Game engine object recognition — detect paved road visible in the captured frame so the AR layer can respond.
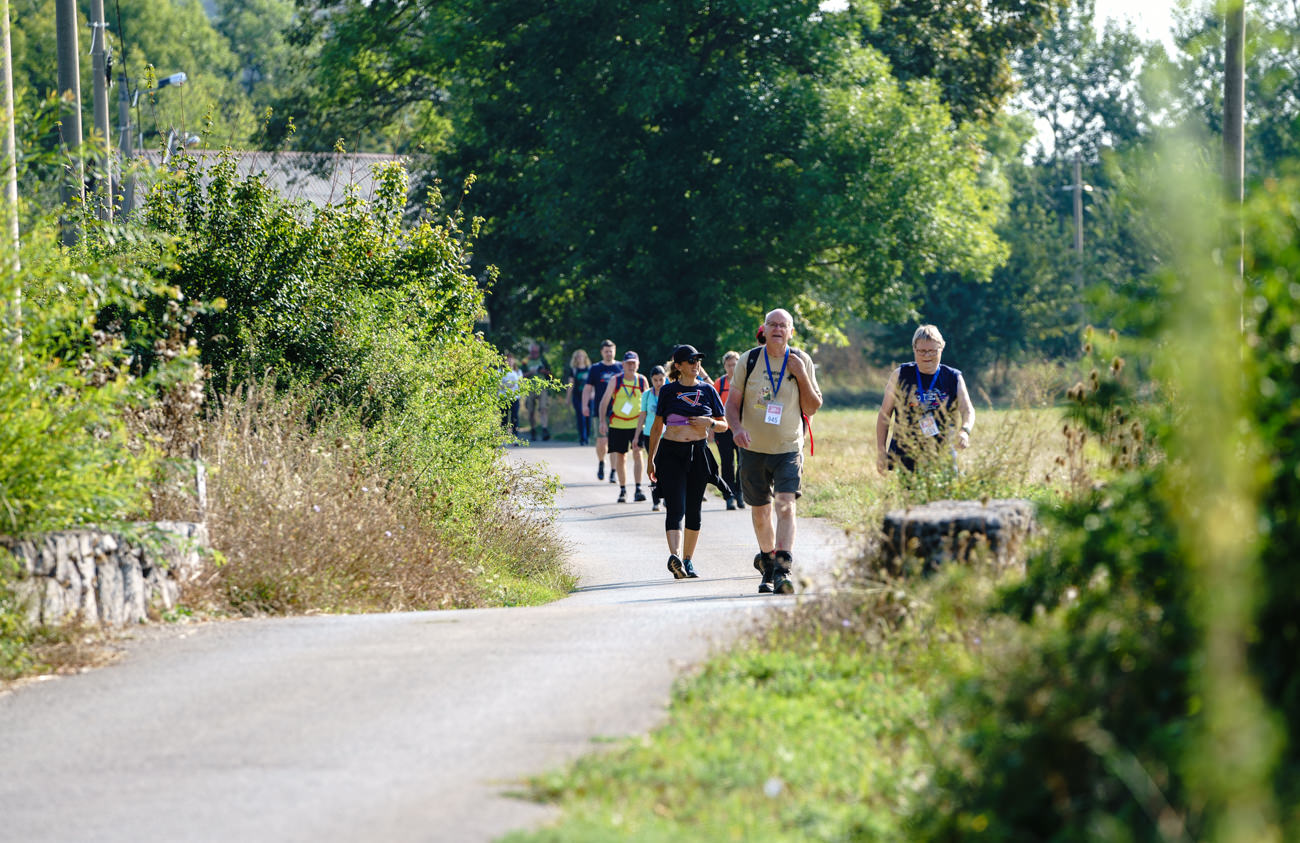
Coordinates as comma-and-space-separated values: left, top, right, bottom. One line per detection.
0, 442, 850, 842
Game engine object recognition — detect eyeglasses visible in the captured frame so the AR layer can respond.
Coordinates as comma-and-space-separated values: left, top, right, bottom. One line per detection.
914, 347, 941, 356
764, 321, 792, 329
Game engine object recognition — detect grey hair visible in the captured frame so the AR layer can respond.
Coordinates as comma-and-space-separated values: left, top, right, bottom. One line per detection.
723, 350, 741, 363
912, 324, 946, 348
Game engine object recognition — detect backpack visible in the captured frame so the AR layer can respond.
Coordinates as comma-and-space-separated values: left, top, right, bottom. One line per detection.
739, 347, 815, 455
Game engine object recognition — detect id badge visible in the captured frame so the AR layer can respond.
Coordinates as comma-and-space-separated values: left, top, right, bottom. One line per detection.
920, 413, 939, 437
620, 401, 634, 415
765, 402, 784, 425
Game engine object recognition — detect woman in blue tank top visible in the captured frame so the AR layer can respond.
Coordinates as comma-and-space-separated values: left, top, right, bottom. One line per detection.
875, 325, 976, 473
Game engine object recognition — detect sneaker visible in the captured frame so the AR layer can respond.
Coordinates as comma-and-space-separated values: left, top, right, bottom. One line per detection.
683, 559, 699, 578
597, 462, 605, 480
667, 555, 686, 579
610, 471, 617, 484
652, 502, 661, 511
725, 496, 736, 511
754, 552, 774, 594
542, 427, 550, 441
773, 551, 795, 595
617, 487, 627, 503
634, 488, 647, 502
736, 495, 746, 510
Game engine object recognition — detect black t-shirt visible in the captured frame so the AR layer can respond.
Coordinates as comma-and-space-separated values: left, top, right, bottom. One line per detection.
889, 362, 962, 455
656, 380, 725, 423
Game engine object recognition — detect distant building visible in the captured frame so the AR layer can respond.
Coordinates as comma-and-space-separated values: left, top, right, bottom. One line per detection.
139, 149, 408, 208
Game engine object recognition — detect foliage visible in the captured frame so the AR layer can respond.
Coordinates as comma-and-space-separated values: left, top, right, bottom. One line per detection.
437, 0, 1007, 357
1241, 172, 1300, 826
1170, 0, 1300, 180
0, 220, 196, 536
859, 0, 1065, 125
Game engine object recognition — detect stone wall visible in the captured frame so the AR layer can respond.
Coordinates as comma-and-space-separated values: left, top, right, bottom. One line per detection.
881, 499, 1036, 572
1, 522, 207, 627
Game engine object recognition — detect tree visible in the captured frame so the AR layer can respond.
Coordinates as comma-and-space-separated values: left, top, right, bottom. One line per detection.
858, 0, 1065, 125
436, 0, 1007, 356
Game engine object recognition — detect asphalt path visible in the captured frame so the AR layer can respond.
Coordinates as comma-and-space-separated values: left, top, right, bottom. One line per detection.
0, 441, 851, 842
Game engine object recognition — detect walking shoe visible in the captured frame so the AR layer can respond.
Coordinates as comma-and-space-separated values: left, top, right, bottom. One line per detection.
773, 551, 795, 595
597, 462, 605, 480
633, 487, 647, 502
652, 502, 661, 511
683, 559, 699, 578
542, 427, 550, 441
610, 471, 617, 483
617, 487, 627, 503
667, 555, 686, 579
754, 551, 774, 594
530, 428, 537, 441
736, 493, 746, 510
725, 496, 736, 511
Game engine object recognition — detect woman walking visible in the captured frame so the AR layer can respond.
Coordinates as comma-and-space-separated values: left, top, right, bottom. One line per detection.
566, 349, 593, 446
647, 345, 729, 579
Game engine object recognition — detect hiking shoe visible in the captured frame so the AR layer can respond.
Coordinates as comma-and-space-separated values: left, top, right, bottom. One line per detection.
773, 551, 794, 595
542, 427, 550, 441
736, 495, 746, 510
597, 462, 605, 480
683, 559, 699, 578
667, 555, 686, 579
633, 488, 647, 502
725, 496, 736, 511
652, 502, 661, 511
617, 487, 627, 503
754, 552, 774, 594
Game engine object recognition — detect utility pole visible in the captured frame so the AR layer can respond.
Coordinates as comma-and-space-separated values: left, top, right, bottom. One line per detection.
89, 0, 112, 221
1061, 153, 1092, 286
55, 0, 84, 246
117, 74, 135, 216
2, 0, 19, 350
1224, 0, 1246, 330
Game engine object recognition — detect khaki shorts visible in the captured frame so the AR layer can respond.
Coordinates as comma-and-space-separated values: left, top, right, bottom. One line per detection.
738, 449, 802, 506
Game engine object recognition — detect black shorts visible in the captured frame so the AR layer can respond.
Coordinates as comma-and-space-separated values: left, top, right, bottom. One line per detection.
738, 449, 802, 506
608, 426, 637, 454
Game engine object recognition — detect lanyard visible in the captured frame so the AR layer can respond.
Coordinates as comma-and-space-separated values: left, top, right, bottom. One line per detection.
619, 376, 639, 400
764, 348, 789, 398
914, 365, 939, 403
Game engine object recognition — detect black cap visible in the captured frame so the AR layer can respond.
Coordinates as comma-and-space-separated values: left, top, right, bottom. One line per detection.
672, 344, 704, 364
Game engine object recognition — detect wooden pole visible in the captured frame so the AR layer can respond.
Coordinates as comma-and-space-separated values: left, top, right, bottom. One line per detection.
89, 0, 112, 221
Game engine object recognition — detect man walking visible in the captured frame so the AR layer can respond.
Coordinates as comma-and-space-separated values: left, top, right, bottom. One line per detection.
724, 309, 822, 594
598, 350, 649, 503
583, 339, 623, 481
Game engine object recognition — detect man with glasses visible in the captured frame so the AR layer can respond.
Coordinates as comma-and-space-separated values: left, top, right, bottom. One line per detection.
725, 308, 823, 594
875, 324, 975, 474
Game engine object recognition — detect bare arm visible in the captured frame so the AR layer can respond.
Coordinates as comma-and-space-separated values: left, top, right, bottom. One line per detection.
876, 369, 899, 473
597, 379, 617, 433
791, 350, 823, 416
647, 417, 666, 480
581, 382, 593, 414
956, 374, 975, 449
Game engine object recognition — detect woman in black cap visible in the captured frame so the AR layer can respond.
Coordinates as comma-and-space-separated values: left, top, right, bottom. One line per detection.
646, 344, 729, 579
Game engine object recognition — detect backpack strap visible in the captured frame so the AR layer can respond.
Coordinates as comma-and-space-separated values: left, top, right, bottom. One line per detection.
742, 346, 814, 455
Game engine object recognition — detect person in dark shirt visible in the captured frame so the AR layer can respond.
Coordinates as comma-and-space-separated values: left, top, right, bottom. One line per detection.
647, 344, 729, 580
583, 339, 624, 481
876, 324, 976, 473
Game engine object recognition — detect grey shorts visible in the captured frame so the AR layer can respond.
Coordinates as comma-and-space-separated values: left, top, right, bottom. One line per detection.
738, 449, 802, 506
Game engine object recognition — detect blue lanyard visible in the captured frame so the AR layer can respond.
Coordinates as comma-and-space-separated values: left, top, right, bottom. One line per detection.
765, 348, 789, 398
914, 365, 939, 403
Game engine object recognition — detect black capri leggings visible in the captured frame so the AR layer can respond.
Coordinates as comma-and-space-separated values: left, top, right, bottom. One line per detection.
654, 439, 711, 532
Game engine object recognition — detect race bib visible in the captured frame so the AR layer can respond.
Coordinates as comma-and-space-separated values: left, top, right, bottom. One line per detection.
620, 401, 634, 415
920, 413, 939, 437
765, 402, 784, 425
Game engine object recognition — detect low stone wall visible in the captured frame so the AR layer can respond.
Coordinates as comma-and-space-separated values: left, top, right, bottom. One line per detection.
881, 499, 1036, 571
1, 522, 207, 627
